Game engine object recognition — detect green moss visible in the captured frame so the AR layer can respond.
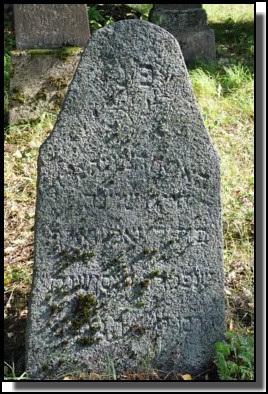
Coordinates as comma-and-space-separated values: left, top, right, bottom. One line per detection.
42, 363, 49, 372
143, 247, 157, 256
90, 325, 101, 334
56, 260, 72, 273
11, 87, 25, 104
149, 269, 161, 278
53, 91, 65, 107
143, 247, 150, 255
58, 248, 96, 268
12, 46, 81, 57
71, 293, 98, 332
55, 287, 69, 297
81, 251, 96, 260
59, 249, 69, 257
50, 303, 60, 315
140, 279, 150, 290
114, 251, 124, 262
48, 75, 68, 89
136, 301, 145, 308
36, 87, 48, 100
77, 337, 100, 346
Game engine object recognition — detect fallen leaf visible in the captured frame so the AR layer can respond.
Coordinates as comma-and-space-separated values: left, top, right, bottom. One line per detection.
179, 373, 192, 380
13, 150, 22, 158
29, 141, 40, 148
4, 246, 16, 255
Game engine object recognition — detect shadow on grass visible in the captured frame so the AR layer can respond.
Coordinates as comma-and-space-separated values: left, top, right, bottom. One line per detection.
187, 18, 254, 74
4, 288, 29, 377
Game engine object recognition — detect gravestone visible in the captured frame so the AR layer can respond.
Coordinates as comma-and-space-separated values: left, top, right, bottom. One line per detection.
149, 4, 216, 61
14, 4, 89, 49
26, 20, 225, 379
9, 48, 82, 125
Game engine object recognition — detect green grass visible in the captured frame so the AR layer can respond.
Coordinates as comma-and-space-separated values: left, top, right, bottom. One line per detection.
4, 4, 254, 381
4, 362, 29, 381
203, 4, 254, 70
4, 9, 15, 127
126, 4, 153, 17
215, 329, 254, 380
188, 9, 254, 360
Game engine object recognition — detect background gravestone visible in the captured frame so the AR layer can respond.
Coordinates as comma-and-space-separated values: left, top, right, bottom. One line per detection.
14, 4, 89, 49
26, 19, 225, 379
9, 48, 82, 125
149, 4, 216, 61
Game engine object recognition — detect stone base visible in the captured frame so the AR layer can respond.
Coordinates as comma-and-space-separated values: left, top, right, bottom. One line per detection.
149, 8, 216, 62
9, 48, 82, 125
171, 29, 216, 62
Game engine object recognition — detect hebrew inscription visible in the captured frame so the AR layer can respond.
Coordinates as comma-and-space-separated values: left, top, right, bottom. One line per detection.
26, 20, 225, 379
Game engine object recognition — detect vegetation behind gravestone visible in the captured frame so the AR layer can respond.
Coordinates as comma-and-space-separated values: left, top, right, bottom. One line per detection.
87, 4, 153, 31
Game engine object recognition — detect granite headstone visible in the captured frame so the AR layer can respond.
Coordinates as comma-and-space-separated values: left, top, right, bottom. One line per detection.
26, 20, 225, 379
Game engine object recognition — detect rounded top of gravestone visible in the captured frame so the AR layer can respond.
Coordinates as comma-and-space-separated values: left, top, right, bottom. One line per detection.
91, 18, 180, 42
80, 19, 187, 69
154, 4, 202, 11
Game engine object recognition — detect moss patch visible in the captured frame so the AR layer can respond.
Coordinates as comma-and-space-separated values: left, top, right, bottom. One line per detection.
36, 87, 48, 100
11, 87, 25, 104
11, 46, 82, 57
70, 293, 101, 347
71, 293, 98, 332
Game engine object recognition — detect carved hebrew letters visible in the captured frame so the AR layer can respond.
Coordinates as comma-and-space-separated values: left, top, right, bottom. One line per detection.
26, 20, 224, 379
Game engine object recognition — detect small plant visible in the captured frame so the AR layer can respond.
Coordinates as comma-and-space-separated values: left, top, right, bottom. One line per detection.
87, 6, 114, 31
126, 4, 153, 19
214, 331, 254, 380
4, 361, 29, 380
106, 357, 117, 380
137, 350, 154, 380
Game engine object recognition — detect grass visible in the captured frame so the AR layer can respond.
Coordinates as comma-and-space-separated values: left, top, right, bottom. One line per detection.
215, 329, 254, 380
4, 4, 254, 380
4, 362, 29, 381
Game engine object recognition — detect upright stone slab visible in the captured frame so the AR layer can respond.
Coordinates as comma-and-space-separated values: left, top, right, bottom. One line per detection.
26, 20, 225, 379
149, 4, 216, 61
9, 48, 82, 125
14, 4, 89, 49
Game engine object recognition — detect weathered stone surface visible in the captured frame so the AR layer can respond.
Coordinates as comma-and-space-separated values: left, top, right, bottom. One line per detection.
149, 5, 216, 61
14, 4, 89, 49
9, 49, 82, 125
26, 20, 225, 379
